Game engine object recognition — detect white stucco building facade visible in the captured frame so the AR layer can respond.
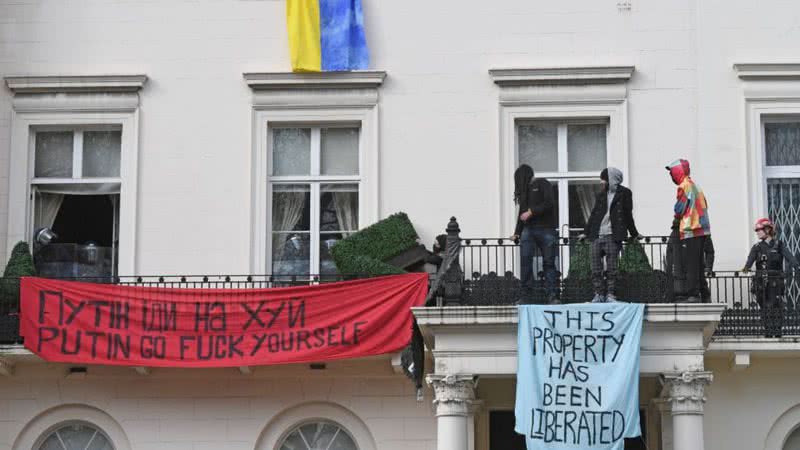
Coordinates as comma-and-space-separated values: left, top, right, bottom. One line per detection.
1, 1, 800, 449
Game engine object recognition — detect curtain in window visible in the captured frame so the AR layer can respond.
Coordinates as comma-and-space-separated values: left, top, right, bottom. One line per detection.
272, 191, 307, 262
34, 192, 64, 230
574, 184, 596, 224
333, 191, 357, 233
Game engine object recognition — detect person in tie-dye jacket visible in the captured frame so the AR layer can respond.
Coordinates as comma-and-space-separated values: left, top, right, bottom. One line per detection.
666, 158, 711, 303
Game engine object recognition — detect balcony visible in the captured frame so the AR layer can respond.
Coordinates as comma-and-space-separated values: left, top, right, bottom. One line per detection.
0, 217, 797, 345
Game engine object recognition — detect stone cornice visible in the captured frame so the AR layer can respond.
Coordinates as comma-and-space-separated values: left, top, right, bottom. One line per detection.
243, 71, 386, 90
426, 374, 478, 417
734, 63, 800, 80
489, 66, 635, 86
661, 371, 713, 415
5, 75, 148, 94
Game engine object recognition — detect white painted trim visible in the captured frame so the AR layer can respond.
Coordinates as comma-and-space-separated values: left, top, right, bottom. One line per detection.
764, 403, 800, 450
251, 108, 379, 274
11, 404, 132, 450
489, 66, 635, 86
244, 71, 386, 90
734, 63, 800, 81
740, 75, 800, 248
7, 110, 140, 275
254, 402, 377, 450
5, 75, 147, 93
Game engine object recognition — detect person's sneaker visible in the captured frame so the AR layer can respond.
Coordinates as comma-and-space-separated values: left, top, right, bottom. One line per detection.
591, 294, 606, 303
606, 294, 619, 303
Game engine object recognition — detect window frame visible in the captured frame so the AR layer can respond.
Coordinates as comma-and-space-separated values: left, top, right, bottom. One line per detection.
9, 113, 139, 276
267, 122, 363, 274
252, 108, 378, 275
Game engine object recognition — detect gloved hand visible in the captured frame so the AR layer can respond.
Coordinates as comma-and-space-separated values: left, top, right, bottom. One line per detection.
577, 234, 587, 243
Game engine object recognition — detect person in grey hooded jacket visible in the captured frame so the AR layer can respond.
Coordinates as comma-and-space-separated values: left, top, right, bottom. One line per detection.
582, 167, 640, 302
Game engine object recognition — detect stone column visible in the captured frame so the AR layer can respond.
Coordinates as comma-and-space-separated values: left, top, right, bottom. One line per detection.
661, 371, 713, 450
427, 374, 478, 450
652, 398, 674, 450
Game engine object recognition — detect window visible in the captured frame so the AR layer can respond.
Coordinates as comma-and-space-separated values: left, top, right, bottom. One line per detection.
516, 120, 608, 237
5, 75, 145, 276
31, 127, 122, 278
37, 422, 114, 450
278, 420, 358, 450
269, 126, 360, 275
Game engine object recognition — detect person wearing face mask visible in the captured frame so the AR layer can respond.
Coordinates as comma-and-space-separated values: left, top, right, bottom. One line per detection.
581, 167, 640, 303
665, 159, 710, 303
743, 218, 799, 337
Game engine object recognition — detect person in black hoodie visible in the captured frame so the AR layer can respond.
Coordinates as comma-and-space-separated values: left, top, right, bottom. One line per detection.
511, 164, 559, 304
581, 167, 639, 302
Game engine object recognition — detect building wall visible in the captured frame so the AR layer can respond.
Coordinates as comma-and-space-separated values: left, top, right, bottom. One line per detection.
2, 1, 800, 273
705, 356, 800, 450
0, 359, 435, 450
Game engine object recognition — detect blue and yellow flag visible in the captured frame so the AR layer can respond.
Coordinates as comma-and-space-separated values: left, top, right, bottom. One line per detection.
287, 0, 370, 72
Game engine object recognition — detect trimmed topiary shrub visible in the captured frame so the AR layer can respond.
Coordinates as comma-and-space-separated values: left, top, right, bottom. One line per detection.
330, 212, 419, 276
562, 240, 593, 303
1, 241, 36, 309
619, 241, 653, 273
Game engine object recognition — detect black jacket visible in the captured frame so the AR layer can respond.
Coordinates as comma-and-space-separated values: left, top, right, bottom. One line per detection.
744, 239, 800, 272
585, 185, 639, 241
514, 178, 556, 235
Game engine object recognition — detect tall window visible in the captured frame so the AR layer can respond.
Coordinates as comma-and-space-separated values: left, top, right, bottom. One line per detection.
763, 119, 800, 302
31, 127, 122, 278
269, 125, 360, 275
37, 422, 113, 450
516, 120, 608, 237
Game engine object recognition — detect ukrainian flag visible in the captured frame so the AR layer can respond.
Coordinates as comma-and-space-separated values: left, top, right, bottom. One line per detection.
287, 0, 370, 72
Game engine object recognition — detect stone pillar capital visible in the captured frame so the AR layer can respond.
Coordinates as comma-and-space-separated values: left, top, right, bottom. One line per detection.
661, 371, 713, 416
426, 374, 478, 417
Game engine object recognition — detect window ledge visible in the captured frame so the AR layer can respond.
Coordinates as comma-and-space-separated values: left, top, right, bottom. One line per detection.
489, 66, 635, 86
5, 75, 148, 94
734, 63, 800, 80
243, 71, 387, 90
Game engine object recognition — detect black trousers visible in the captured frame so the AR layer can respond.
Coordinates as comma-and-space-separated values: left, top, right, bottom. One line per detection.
680, 236, 707, 298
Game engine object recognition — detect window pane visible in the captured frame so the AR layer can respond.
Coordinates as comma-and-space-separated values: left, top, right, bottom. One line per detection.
279, 430, 308, 450
517, 122, 557, 172
35, 131, 73, 178
329, 430, 357, 450
321, 128, 359, 175
59, 425, 94, 449
83, 130, 121, 177
567, 124, 607, 171
37, 434, 63, 450
569, 180, 604, 234
272, 184, 310, 232
272, 232, 310, 274
86, 434, 114, 450
272, 128, 311, 175
320, 184, 358, 232
320, 232, 348, 275
765, 122, 800, 166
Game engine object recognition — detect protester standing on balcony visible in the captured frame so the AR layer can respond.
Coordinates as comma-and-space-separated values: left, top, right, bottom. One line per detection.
511, 164, 559, 305
581, 167, 640, 303
666, 158, 711, 303
743, 218, 799, 337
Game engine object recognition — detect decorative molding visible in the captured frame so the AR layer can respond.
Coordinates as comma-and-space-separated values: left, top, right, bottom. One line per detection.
426, 373, 478, 417
251, 88, 379, 109
661, 371, 713, 415
489, 66, 635, 87
734, 63, 800, 80
5, 75, 147, 94
243, 71, 386, 90
11, 93, 140, 113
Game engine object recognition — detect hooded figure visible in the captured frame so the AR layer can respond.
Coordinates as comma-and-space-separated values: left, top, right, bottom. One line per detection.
666, 158, 710, 239
665, 158, 710, 303
585, 167, 639, 242
584, 167, 639, 302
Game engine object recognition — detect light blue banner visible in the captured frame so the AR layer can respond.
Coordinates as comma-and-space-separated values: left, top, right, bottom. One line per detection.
515, 303, 645, 450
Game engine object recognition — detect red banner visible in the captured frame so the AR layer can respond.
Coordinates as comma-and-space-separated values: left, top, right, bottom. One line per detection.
20, 273, 427, 367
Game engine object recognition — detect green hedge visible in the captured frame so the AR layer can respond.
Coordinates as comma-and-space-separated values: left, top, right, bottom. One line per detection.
330, 212, 418, 276
618, 241, 653, 273
567, 240, 592, 279
1, 241, 35, 307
